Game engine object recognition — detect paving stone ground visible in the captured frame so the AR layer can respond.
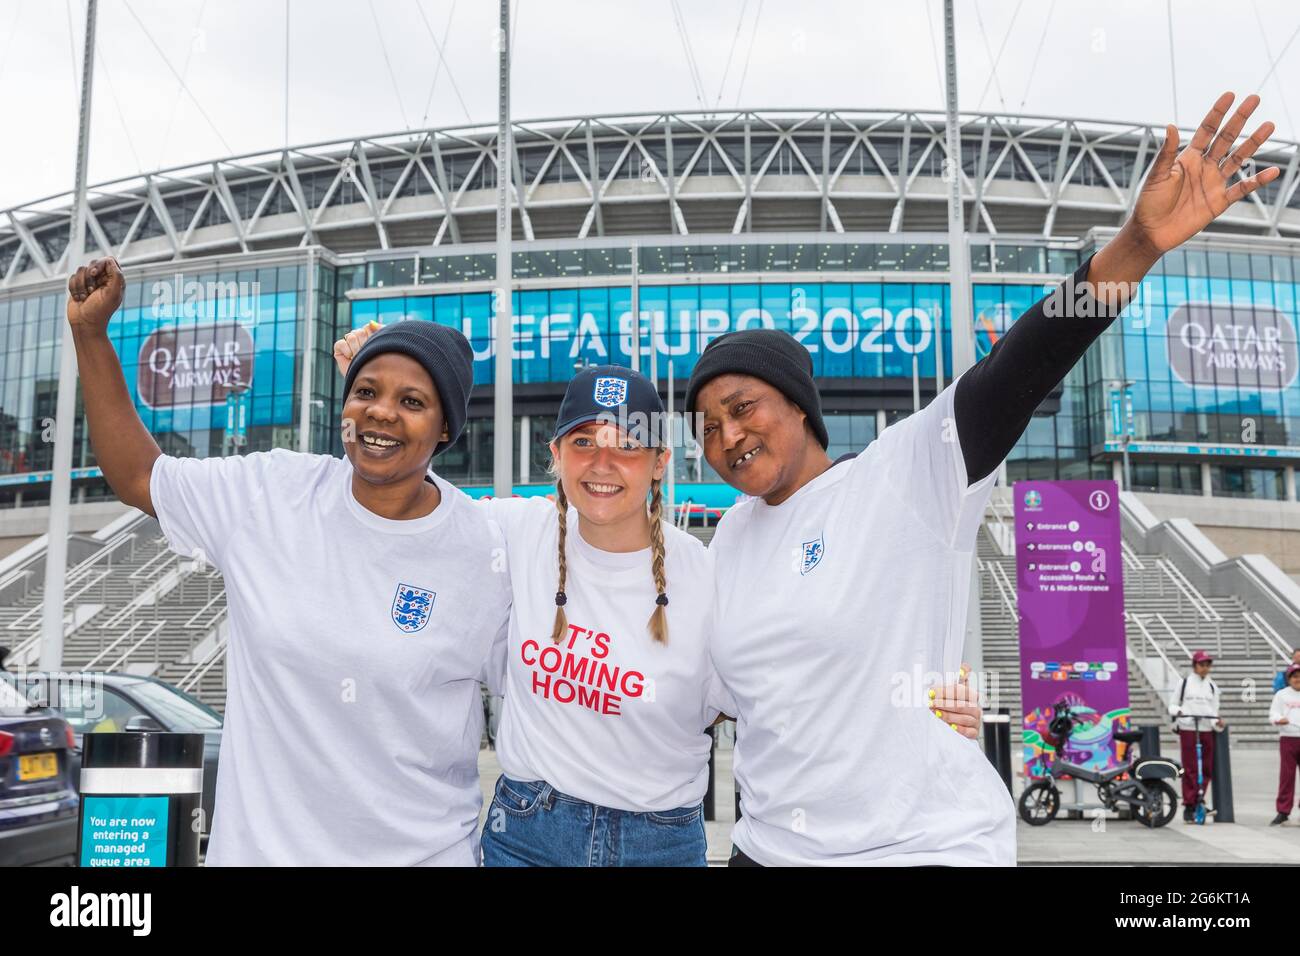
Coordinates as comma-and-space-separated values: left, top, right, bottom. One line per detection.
476, 743, 1300, 865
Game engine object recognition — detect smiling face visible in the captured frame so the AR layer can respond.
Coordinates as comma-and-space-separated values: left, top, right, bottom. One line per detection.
695, 373, 820, 503
551, 421, 668, 530
1289, 671, 1300, 690
341, 352, 448, 486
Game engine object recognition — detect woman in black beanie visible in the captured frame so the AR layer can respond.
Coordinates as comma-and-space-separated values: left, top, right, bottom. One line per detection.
337, 330, 741, 867
688, 93, 1278, 867
63, 259, 511, 866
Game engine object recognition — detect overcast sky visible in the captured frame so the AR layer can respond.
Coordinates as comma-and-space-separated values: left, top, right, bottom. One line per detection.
2, 0, 1300, 211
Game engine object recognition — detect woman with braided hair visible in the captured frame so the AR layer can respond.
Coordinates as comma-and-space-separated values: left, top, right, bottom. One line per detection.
333, 338, 984, 866
470, 365, 716, 866
331, 343, 719, 865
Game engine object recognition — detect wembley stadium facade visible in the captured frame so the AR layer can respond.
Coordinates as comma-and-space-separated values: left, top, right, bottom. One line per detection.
3, 106, 1300, 513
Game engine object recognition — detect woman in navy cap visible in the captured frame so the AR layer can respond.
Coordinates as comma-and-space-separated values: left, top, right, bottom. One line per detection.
64, 258, 511, 866
338, 328, 725, 865
476, 364, 721, 866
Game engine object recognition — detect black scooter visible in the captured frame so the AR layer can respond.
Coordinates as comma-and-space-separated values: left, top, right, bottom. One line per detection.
1018, 705, 1182, 828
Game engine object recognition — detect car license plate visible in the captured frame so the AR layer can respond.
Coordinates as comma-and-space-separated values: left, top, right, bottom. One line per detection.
18, 752, 58, 782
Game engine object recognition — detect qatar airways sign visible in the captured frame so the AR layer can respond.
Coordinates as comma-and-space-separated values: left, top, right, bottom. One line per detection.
1166, 303, 1299, 390
136, 323, 254, 409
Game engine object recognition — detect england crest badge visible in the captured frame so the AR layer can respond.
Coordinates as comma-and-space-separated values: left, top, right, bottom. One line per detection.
392, 583, 436, 633
800, 535, 825, 576
593, 376, 628, 408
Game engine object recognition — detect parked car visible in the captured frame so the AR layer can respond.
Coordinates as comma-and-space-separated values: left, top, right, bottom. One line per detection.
0, 677, 78, 866
16, 673, 222, 844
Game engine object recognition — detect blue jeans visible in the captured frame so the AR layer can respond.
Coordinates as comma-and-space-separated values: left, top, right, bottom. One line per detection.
480, 774, 707, 867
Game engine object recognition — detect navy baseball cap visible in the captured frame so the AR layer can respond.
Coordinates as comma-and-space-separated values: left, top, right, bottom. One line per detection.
554, 365, 666, 447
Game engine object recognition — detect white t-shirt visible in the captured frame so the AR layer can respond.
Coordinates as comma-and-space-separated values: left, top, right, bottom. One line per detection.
1270, 687, 1300, 737
708, 379, 1016, 866
481, 495, 719, 812
150, 450, 511, 866
1170, 672, 1222, 732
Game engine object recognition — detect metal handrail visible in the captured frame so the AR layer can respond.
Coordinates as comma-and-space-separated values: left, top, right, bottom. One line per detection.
179, 639, 227, 693
64, 531, 138, 587
84, 621, 147, 669
675, 498, 693, 530
0, 568, 34, 603
104, 621, 167, 672
1127, 611, 1181, 679
184, 591, 227, 629
992, 558, 1018, 612
1153, 612, 1193, 659
97, 553, 197, 631
1157, 557, 1221, 622
983, 559, 1017, 618
0, 563, 38, 595
6, 569, 113, 631
128, 548, 178, 581
7, 626, 43, 664
1244, 611, 1294, 664
4, 527, 141, 636
1121, 540, 1145, 572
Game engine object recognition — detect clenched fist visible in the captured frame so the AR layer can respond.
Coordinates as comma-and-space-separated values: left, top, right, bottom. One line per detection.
67, 257, 125, 334
333, 320, 381, 376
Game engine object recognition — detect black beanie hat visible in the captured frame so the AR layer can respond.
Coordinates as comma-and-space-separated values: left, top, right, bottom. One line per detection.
685, 329, 828, 449
342, 321, 474, 455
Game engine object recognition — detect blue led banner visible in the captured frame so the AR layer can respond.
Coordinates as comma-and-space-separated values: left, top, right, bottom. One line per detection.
352, 282, 953, 384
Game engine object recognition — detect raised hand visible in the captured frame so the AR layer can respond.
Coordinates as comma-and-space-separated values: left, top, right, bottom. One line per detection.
66, 257, 125, 334
1129, 92, 1280, 257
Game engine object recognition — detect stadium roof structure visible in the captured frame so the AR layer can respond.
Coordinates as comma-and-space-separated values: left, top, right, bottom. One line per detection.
5, 106, 1300, 289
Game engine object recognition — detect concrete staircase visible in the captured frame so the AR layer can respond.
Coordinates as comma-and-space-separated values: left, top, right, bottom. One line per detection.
0, 513, 229, 714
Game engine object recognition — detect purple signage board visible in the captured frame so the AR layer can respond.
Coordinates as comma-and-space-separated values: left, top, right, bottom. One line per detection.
1014, 480, 1131, 778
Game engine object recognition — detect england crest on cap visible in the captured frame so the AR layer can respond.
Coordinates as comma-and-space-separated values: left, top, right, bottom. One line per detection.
593, 375, 629, 408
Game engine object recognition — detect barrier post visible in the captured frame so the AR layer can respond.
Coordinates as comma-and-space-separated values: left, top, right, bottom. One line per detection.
1140, 724, 1162, 758
982, 709, 1013, 793
704, 727, 716, 822
77, 731, 206, 867
1212, 725, 1235, 823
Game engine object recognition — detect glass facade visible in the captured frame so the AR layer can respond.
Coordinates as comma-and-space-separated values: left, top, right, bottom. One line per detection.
0, 261, 312, 507
1, 238, 1297, 510
1091, 249, 1300, 448
375, 239, 1085, 287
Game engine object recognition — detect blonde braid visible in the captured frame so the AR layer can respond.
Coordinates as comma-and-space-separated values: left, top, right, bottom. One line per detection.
646, 478, 669, 645
550, 479, 570, 644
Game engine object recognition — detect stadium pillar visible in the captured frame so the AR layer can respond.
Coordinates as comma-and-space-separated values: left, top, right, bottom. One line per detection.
491, 0, 513, 498
298, 246, 316, 454
943, 0, 975, 378
630, 244, 640, 373
40, 0, 98, 672
666, 361, 675, 515
943, 0, 983, 684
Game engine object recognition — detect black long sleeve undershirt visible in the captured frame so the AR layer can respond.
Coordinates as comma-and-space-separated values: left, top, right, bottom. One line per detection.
954, 254, 1124, 484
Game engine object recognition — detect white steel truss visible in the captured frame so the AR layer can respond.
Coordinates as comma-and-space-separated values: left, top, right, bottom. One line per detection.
5, 107, 1300, 289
